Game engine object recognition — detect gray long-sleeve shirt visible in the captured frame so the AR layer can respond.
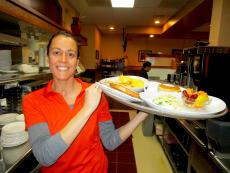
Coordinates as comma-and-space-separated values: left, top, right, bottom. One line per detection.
28, 120, 123, 167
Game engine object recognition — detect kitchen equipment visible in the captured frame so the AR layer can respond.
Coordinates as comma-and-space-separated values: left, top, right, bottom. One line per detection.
206, 116, 230, 154
183, 46, 230, 111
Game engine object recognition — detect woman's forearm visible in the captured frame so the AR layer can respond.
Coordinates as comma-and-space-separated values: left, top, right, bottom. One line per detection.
118, 112, 148, 141
60, 107, 93, 145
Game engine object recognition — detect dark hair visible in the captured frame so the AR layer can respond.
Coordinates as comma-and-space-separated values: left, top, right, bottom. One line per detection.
143, 61, 151, 68
47, 31, 77, 56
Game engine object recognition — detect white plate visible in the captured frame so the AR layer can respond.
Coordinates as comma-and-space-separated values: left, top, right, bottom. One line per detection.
0, 69, 18, 73
16, 114, 25, 121
99, 75, 149, 92
0, 113, 18, 125
140, 82, 227, 118
2, 122, 25, 134
96, 82, 142, 102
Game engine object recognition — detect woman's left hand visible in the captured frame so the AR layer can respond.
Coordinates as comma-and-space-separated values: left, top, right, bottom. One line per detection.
83, 83, 102, 113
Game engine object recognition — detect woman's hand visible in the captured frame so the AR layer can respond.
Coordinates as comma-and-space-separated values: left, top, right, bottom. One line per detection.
83, 83, 102, 113
136, 111, 149, 121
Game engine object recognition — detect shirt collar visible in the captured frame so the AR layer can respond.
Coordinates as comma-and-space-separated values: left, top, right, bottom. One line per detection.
43, 78, 87, 96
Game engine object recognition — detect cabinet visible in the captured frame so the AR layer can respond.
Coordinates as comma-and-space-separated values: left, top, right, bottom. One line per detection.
156, 117, 224, 173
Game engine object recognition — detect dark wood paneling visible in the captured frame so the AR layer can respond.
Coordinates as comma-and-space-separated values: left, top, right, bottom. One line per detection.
162, 0, 213, 38
7, 0, 62, 28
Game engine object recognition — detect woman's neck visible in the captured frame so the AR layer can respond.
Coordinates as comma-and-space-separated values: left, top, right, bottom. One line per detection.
52, 78, 79, 98
52, 78, 82, 105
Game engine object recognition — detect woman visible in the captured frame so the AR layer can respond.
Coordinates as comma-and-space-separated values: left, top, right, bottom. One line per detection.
23, 31, 149, 173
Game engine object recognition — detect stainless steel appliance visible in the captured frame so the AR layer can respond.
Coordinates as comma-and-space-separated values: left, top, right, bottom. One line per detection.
183, 46, 230, 109
207, 118, 230, 154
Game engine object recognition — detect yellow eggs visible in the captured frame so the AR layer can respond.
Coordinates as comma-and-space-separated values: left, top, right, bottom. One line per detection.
118, 75, 144, 88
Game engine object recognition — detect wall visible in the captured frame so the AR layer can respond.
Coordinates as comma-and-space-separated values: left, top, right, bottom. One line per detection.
101, 34, 196, 66
80, 25, 101, 69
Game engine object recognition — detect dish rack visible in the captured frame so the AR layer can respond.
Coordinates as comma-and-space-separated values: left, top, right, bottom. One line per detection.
0, 80, 47, 114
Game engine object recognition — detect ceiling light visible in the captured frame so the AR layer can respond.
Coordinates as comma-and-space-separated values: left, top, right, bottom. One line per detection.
111, 0, 135, 8
149, 34, 154, 38
155, 20, 160, 24
109, 26, 115, 30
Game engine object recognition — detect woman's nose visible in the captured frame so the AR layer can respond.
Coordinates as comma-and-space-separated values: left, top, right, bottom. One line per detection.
60, 52, 67, 62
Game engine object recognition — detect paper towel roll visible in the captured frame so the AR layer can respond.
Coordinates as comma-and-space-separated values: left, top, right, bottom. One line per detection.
38, 48, 45, 67
0, 50, 12, 71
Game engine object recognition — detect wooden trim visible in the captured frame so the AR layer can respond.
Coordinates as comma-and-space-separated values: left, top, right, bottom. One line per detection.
8, 0, 63, 30
0, 0, 59, 33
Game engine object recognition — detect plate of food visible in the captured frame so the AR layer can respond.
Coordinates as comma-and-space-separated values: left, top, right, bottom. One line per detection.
140, 82, 227, 118
96, 75, 148, 102
99, 75, 149, 92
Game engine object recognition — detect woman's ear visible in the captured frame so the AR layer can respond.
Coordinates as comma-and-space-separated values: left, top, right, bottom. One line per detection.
76, 58, 80, 67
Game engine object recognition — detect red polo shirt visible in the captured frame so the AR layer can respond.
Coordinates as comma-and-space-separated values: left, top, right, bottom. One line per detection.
23, 78, 112, 173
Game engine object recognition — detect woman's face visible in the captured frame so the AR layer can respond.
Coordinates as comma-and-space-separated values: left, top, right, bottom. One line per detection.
48, 35, 79, 81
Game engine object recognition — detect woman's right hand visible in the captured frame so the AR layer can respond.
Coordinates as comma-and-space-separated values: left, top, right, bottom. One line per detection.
83, 83, 102, 113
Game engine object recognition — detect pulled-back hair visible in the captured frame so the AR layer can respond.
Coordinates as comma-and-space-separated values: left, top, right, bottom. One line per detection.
47, 31, 77, 56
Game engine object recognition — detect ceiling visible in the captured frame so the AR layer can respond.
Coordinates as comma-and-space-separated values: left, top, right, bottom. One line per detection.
67, 0, 212, 39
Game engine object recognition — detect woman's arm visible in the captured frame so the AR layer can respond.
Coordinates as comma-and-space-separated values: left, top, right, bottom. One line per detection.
99, 112, 149, 151
60, 84, 102, 145
28, 123, 68, 167
118, 112, 148, 141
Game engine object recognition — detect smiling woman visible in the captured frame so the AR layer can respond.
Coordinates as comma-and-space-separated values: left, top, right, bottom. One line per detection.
23, 31, 150, 173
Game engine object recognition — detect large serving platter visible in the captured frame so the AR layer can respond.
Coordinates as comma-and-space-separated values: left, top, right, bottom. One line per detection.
97, 78, 228, 119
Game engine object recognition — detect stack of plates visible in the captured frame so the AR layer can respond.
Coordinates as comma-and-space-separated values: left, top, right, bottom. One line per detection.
0, 113, 18, 125
16, 114, 25, 122
1, 122, 29, 147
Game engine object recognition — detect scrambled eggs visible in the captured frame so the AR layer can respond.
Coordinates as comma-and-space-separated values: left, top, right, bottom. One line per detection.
118, 75, 144, 88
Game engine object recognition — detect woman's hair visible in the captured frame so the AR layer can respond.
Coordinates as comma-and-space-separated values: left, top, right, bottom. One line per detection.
47, 31, 77, 56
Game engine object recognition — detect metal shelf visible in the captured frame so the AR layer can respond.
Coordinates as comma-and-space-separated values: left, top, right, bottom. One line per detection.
165, 124, 189, 156
0, 72, 52, 85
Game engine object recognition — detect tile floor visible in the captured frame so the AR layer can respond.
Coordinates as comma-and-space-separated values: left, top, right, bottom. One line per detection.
106, 111, 137, 173
109, 110, 173, 173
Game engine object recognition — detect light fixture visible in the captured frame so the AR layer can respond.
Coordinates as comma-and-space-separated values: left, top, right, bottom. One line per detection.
109, 26, 115, 30
154, 20, 160, 24
149, 34, 154, 38
111, 0, 135, 8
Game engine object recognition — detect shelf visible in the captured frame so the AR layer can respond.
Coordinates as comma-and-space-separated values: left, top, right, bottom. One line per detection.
162, 144, 187, 173
0, 72, 52, 85
165, 125, 189, 156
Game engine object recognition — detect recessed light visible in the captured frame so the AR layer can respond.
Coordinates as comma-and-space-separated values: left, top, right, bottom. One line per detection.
149, 34, 154, 38
109, 26, 115, 30
155, 20, 160, 24
111, 0, 135, 8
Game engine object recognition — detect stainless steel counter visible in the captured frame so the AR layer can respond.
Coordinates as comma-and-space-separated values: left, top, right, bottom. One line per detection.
177, 119, 230, 173
0, 142, 33, 173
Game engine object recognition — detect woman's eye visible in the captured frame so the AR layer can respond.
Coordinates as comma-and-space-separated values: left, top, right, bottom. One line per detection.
51, 50, 61, 56
67, 52, 77, 58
